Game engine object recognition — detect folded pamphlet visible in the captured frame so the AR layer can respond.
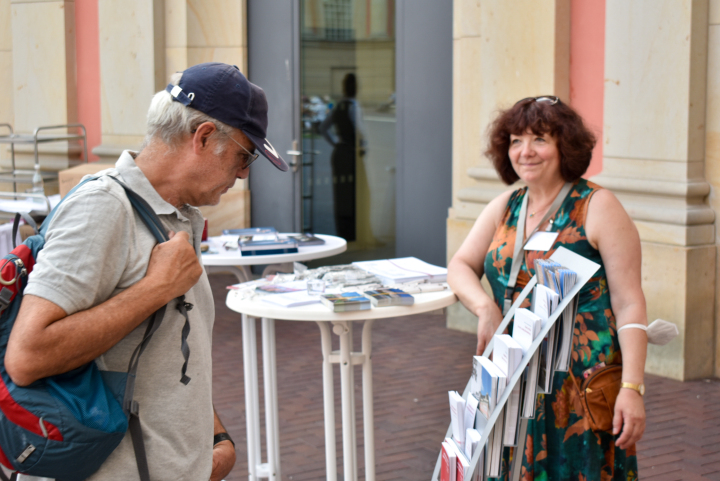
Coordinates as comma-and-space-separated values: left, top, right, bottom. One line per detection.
441, 441, 457, 481
352, 257, 447, 284
535, 259, 578, 372
320, 292, 371, 312
449, 391, 467, 449
260, 290, 321, 308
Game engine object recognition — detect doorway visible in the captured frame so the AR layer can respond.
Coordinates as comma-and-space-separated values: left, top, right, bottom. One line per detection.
248, 0, 450, 268
299, 0, 397, 264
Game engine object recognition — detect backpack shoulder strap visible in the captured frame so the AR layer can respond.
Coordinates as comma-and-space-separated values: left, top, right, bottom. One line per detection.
38, 174, 177, 481
106, 176, 168, 243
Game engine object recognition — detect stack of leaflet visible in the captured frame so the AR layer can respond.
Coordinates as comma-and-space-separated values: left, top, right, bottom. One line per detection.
534, 259, 578, 371
223, 226, 277, 236
238, 231, 299, 256
444, 391, 483, 481
363, 288, 414, 307
352, 257, 447, 285
320, 292, 371, 312
493, 335, 524, 447
471, 356, 505, 478
532, 284, 560, 393
512, 309, 543, 418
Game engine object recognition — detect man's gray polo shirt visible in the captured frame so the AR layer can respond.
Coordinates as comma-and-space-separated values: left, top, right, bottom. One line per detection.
25, 151, 215, 481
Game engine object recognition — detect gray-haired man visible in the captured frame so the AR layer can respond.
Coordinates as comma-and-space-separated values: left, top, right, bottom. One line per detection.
6, 63, 287, 481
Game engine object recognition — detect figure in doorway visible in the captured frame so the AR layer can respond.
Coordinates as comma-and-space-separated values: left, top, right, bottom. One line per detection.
319, 73, 367, 242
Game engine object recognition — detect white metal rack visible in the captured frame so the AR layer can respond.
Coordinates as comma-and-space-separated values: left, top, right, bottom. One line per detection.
431, 247, 601, 481
0, 123, 87, 219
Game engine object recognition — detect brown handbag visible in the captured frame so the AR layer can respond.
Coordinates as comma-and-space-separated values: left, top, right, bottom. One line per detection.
569, 364, 622, 432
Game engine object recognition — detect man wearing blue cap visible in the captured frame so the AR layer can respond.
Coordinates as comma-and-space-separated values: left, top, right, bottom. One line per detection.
6, 63, 287, 481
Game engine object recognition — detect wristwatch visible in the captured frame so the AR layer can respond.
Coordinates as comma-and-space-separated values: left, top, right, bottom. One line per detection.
621, 382, 645, 396
213, 432, 235, 448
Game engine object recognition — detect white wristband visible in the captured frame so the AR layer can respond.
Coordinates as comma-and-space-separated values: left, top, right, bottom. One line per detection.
617, 323, 647, 332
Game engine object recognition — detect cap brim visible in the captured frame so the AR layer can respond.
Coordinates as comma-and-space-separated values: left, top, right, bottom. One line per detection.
243, 131, 289, 172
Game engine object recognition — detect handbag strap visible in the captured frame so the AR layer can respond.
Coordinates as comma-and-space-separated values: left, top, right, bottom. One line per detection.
503, 182, 573, 314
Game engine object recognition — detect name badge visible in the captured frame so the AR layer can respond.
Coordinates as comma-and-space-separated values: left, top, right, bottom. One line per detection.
524, 231, 558, 252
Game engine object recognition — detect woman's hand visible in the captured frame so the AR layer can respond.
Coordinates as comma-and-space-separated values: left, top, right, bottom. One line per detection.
475, 302, 503, 355
612, 388, 646, 449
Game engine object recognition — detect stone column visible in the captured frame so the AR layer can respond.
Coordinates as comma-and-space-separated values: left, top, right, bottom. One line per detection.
447, 0, 570, 332
93, 0, 165, 162
593, 0, 713, 380
96, 0, 248, 165
705, 0, 720, 377
165, 0, 248, 199
164, 0, 249, 229
8, 0, 78, 176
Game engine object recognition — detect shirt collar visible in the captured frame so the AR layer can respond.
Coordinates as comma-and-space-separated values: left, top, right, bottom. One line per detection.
115, 150, 187, 220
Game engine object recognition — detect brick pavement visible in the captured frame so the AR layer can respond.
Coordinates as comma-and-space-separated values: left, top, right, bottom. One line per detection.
209, 274, 720, 480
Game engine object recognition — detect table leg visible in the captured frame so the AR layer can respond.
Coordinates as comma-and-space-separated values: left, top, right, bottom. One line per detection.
316, 322, 338, 481
242, 314, 262, 480
332, 321, 357, 481
205, 265, 252, 283
260, 262, 294, 278
361, 319, 376, 481
347, 322, 358, 478
262, 318, 281, 480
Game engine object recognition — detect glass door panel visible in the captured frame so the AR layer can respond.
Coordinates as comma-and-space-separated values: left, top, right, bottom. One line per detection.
300, 0, 396, 264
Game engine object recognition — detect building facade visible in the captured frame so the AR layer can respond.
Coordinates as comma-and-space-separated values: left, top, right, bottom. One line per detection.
449, 0, 720, 381
0, 0, 718, 381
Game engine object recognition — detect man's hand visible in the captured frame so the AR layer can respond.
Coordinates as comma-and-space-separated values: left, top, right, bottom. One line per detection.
210, 440, 236, 481
613, 388, 646, 449
145, 231, 203, 301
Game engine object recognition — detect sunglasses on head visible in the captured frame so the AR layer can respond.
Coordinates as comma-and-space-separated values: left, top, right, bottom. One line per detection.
515, 96, 560, 106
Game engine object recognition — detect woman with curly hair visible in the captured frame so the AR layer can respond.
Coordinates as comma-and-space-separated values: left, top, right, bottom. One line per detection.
448, 97, 647, 480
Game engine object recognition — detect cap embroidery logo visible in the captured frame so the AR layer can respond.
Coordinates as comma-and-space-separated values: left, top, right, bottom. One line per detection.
264, 139, 279, 159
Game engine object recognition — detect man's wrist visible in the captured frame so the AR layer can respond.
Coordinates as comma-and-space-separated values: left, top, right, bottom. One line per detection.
213, 432, 235, 448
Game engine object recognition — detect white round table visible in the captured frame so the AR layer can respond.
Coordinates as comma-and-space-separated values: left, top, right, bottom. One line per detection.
226, 287, 457, 481
202, 233, 347, 282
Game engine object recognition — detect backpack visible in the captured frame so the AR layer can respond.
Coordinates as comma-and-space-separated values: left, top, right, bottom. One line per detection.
0, 176, 192, 481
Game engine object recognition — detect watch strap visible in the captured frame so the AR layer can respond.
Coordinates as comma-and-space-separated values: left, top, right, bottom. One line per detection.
621, 382, 644, 396
213, 432, 235, 448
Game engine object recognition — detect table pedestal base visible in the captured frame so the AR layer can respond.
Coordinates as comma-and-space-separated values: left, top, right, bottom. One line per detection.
317, 319, 377, 481
242, 315, 281, 481
242, 316, 377, 481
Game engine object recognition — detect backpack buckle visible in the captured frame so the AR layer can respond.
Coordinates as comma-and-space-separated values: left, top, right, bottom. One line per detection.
0, 287, 13, 311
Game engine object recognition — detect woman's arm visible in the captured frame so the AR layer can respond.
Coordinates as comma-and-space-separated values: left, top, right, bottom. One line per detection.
585, 188, 647, 449
448, 190, 513, 355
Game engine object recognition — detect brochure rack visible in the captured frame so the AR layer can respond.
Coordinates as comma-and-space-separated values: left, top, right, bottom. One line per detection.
431, 247, 600, 481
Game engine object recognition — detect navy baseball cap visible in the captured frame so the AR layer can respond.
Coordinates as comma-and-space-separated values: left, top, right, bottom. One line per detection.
165, 62, 288, 172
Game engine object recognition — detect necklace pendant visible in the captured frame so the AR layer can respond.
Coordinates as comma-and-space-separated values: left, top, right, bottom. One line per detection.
529, 212, 535, 218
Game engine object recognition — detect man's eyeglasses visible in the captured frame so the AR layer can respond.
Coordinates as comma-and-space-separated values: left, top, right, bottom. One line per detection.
221, 131, 259, 169
515, 96, 560, 106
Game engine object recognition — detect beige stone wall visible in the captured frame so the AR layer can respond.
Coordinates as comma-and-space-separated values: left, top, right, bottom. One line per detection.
447, 0, 570, 333
95, 0, 163, 158
706, 0, 720, 377
5, 0, 79, 173
449, 0, 720, 381
166, 0, 248, 80
593, 0, 714, 380
95, 0, 250, 205
0, 0, 12, 163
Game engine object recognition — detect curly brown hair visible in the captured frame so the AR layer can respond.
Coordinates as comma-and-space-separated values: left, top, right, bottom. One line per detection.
485, 98, 596, 185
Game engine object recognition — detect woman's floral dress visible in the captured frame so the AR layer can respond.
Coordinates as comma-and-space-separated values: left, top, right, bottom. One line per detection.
483, 179, 639, 481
